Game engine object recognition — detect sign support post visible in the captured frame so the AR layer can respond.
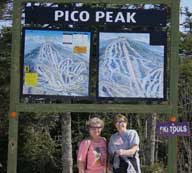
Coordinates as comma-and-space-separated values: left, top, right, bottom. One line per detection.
168, 0, 180, 172
8, 0, 21, 172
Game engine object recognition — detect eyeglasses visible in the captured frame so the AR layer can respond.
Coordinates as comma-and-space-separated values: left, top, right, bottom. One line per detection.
115, 121, 126, 125
89, 126, 102, 130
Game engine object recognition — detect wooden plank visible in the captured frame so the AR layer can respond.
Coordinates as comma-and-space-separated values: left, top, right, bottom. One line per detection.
20, 0, 171, 5
16, 103, 172, 113
10, 2, 21, 105
7, 0, 21, 172
7, 114, 19, 173
168, 0, 180, 173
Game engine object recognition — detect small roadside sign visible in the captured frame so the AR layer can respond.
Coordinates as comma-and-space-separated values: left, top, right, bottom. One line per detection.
156, 122, 191, 137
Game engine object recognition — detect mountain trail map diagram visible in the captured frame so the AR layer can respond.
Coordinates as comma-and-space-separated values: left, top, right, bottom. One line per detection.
22, 29, 91, 97
98, 32, 165, 99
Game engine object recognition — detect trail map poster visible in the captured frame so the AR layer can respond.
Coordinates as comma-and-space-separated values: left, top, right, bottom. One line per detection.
98, 32, 166, 99
22, 29, 91, 97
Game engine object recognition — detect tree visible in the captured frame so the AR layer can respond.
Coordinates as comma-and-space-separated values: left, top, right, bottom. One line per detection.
0, 27, 11, 173
0, 0, 12, 20
178, 58, 192, 173
177, 8, 192, 171
180, 32, 192, 56
60, 113, 73, 173
0, 0, 7, 18
0, 8, 12, 173
181, 7, 192, 33
145, 113, 157, 165
18, 113, 61, 173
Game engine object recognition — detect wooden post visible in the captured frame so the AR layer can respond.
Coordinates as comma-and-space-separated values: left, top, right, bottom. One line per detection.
7, 0, 22, 172
7, 113, 19, 173
168, 0, 180, 173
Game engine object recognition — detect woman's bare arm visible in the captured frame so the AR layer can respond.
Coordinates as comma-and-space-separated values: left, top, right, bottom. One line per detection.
115, 144, 138, 156
77, 161, 86, 173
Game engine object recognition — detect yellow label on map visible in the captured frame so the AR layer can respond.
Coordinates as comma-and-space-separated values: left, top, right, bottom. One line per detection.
25, 73, 38, 86
73, 46, 87, 54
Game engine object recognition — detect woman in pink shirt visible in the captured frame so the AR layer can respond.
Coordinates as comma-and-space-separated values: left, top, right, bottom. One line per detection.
77, 117, 107, 173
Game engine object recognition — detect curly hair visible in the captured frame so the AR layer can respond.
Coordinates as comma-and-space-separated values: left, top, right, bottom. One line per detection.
86, 117, 104, 129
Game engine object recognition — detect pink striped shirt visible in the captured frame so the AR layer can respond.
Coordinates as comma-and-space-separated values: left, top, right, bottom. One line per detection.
77, 137, 107, 173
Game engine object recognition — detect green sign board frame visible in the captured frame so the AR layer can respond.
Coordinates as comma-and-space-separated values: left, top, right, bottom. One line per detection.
8, 0, 180, 173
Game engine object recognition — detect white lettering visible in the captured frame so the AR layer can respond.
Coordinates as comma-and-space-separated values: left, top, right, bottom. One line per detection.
171, 126, 177, 134
160, 126, 169, 133
183, 125, 187, 132
71, 11, 79, 22
79, 11, 89, 22
106, 11, 113, 22
115, 12, 125, 23
127, 12, 136, 23
65, 11, 69, 21
170, 125, 188, 134
55, 10, 64, 21
96, 11, 105, 22
54, 10, 137, 24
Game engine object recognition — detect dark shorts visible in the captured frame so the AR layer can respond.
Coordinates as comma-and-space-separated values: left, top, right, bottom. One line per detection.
113, 157, 128, 173
113, 156, 139, 173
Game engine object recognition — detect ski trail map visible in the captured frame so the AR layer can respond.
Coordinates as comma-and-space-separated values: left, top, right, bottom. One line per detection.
98, 32, 165, 99
22, 29, 91, 97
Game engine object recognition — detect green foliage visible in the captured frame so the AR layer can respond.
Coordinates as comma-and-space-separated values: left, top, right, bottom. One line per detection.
182, 7, 192, 33
180, 33, 192, 55
17, 113, 62, 173
178, 10, 192, 171
142, 162, 166, 173
180, 7, 192, 56
179, 58, 192, 83
0, 27, 11, 113
178, 57, 192, 124
0, 27, 11, 173
23, 130, 56, 159
0, 0, 8, 18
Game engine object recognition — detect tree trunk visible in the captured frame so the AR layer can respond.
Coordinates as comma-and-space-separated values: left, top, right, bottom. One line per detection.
145, 113, 157, 165
61, 112, 73, 173
182, 137, 192, 173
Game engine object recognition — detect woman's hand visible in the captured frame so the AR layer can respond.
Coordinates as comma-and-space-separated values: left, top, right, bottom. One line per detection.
77, 161, 85, 173
115, 144, 138, 156
78, 170, 85, 173
107, 170, 112, 173
107, 161, 113, 172
115, 149, 125, 156
107, 164, 113, 173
